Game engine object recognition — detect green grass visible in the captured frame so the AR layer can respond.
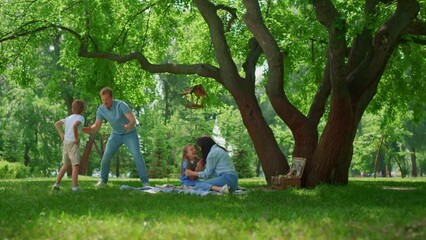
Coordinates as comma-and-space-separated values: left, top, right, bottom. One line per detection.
1, 177, 425, 240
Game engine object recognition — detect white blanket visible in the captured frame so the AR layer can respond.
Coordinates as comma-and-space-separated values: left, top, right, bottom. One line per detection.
120, 184, 248, 196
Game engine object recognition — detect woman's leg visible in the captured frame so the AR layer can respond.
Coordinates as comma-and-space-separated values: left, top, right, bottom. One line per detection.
194, 175, 228, 191
194, 174, 238, 192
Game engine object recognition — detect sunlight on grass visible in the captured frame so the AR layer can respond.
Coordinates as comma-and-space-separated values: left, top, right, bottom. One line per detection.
1, 177, 425, 239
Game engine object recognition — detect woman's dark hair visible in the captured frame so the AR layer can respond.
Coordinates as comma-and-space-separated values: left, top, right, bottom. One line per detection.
196, 136, 226, 163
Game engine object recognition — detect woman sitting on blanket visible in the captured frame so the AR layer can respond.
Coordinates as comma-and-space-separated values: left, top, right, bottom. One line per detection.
179, 143, 203, 189
185, 136, 238, 193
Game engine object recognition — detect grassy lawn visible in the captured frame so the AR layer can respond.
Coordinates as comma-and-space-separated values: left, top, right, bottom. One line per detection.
0, 177, 425, 240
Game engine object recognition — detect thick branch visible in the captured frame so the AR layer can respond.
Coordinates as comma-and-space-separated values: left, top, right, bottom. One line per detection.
216, 4, 238, 32
313, 0, 347, 93
308, 60, 331, 125
194, 0, 240, 90
0, 20, 221, 82
346, 0, 380, 72
78, 44, 221, 81
404, 19, 426, 35
242, 38, 262, 85
243, 0, 306, 129
348, 0, 420, 100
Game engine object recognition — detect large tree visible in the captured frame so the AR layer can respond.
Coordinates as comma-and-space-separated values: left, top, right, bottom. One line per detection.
1, 0, 425, 187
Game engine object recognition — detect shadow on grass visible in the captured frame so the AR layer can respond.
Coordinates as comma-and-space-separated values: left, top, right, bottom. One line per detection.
1, 177, 425, 239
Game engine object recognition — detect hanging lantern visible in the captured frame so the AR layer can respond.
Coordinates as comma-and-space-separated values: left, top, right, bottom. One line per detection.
182, 84, 207, 109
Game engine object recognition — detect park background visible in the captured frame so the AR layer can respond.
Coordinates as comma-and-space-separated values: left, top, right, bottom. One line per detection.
0, 0, 425, 180
1, 1, 426, 239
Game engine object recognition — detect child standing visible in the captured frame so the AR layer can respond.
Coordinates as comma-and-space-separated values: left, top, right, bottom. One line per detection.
179, 144, 203, 188
52, 99, 85, 191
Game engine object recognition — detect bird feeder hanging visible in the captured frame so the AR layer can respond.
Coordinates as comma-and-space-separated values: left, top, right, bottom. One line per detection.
182, 84, 207, 109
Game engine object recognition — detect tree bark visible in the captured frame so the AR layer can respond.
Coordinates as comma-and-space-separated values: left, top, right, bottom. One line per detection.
79, 134, 96, 175
410, 146, 417, 177
233, 91, 289, 182
115, 152, 120, 177
24, 144, 30, 167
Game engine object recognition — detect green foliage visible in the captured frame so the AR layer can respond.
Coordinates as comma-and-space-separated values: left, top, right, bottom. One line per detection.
0, 160, 30, 179
418, 151, 426, 176
144, 121, 175, 178
0, 83, 70, 176
216, 105, 257, 178
139, 106, 215, 179
370, 42, 426, 122
352, 110, 426, 177
270, 116, 295, 158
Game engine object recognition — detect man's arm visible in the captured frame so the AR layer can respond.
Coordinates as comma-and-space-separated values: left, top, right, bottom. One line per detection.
82, 119, 103, 134
122, 112, 136, 132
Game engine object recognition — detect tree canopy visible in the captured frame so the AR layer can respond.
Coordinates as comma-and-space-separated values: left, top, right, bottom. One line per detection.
1, 0, 425, 187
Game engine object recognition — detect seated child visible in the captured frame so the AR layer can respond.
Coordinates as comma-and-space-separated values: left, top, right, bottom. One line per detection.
179, 144, 204, 188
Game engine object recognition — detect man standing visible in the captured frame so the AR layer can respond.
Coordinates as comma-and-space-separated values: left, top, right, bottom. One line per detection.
83, 87, 149, 187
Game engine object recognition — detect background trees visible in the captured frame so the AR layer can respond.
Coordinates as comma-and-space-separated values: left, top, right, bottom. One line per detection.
1, 1, 425, 185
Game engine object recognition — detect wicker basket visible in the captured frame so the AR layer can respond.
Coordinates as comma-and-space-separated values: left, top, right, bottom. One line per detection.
271, 176, 301, 189
271, 157, 306, 190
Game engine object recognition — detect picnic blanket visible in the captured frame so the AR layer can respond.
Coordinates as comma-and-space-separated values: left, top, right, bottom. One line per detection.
120, 184, 248, 196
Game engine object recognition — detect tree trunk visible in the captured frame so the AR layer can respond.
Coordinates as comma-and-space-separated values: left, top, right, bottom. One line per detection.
233, 92, 288, 183
373, 137, 384, 178
410, 146, 417, 177
79, 134, 96, 175
115, 152, 120, 177
305, 94, 355, 186
24, 144, 30, 166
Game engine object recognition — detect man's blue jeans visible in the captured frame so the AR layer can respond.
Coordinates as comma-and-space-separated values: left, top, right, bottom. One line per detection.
100, 130, 149, 184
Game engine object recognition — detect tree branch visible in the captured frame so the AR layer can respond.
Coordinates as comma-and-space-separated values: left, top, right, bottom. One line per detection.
0, 20, 221, 83
78, 43, 221, 81
216, 4, 238, 32
404, 19, 426, 35
346, 0, 380, 72
348, 0, 420, 101
0, 21, 82, 43
242, 38, 262, 86
243, 0, 306, 129
194, 0, 240, 89
313, 0, 347, 93
308, 60, 331, 126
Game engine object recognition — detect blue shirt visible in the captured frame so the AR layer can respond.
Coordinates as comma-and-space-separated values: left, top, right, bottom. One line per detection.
96, 100, 135, 134
179, 159, 199, 186
198, 144, 238, 179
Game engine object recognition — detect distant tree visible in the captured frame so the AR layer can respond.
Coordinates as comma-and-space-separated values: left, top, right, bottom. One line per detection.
404, 119, 426, 177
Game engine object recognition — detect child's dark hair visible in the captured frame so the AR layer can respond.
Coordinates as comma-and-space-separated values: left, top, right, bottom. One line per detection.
71, 99, 85, 114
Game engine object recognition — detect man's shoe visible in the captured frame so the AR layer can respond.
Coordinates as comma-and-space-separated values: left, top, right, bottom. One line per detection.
143, 182, 151, 187
95, 181, 106, 187
51, 184, 60, 191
